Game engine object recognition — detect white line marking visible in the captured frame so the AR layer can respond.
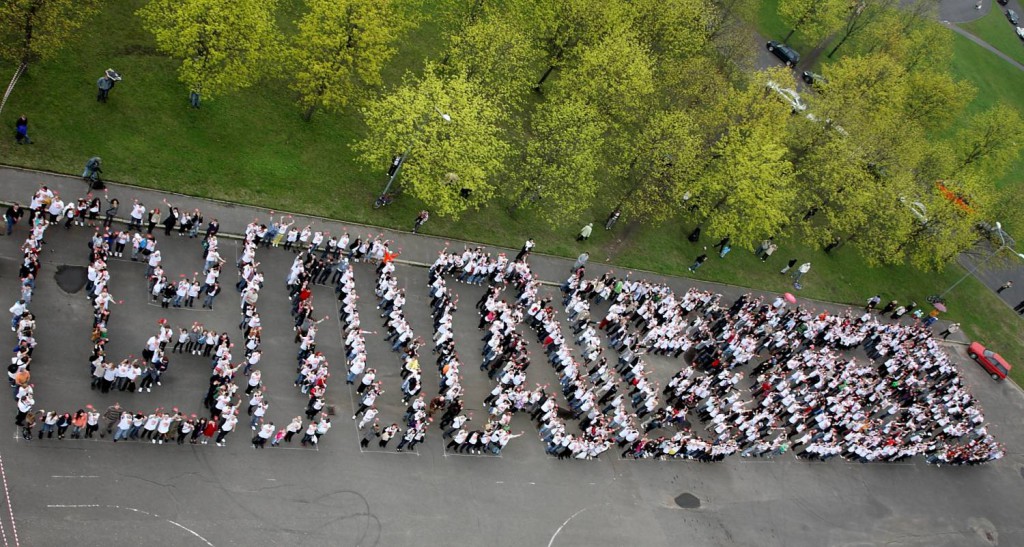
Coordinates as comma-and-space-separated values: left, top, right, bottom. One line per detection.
0, 455, 18, 547
47, 504, 213, 546
547, 507, 590, 547
50, 475, 99, 479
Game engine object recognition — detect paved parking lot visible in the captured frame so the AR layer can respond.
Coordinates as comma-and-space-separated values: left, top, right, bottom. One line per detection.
0, 182, 1022, 546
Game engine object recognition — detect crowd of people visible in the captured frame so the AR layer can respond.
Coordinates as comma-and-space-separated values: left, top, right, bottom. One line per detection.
8, 186, 345, 449
552, 272, 1003, 464
3, 184, 1007, 466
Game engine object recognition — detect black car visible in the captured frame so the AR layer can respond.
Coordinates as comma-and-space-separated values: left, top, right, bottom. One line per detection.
1008, 9, 1020, 25
801, 71, 826, 86
998, 0, 1008, 6
766, 41, 800, 67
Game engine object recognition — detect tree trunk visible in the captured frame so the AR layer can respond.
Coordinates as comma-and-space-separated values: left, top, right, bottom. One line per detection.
302, 103, 318, 122
21, 3, 37, 68
533, 65, 556, 92
784, 28, 796, 42
827, 35, 849, 58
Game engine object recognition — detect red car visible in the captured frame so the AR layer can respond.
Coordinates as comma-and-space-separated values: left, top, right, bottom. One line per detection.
967, 342, 1012, 381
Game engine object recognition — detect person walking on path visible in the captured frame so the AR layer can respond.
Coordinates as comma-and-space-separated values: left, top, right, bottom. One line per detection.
1014, 299, 1024, 314
997, 281, 1013, 294
82, 157, 102, 183
688, 248, 708, 273
576, 223, 593, 241
15, 115, 31, 145
515, 238, 534, 262
413, 211, 429, 233
572, 253, 589, 272
940, 323, 961, 340
866, 295, 881, 311
5, 203, 23, 236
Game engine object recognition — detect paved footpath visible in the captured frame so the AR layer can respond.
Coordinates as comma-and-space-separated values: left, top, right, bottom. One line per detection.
0, 167, 1021, 547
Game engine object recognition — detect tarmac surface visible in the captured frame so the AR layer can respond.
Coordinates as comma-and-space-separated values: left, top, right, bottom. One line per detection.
0, 173, 1021, 547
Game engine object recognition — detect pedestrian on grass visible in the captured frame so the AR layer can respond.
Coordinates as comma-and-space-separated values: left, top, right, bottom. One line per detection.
713, 236, 730, 252
688, 248, 708, 273
792, 262, 811, 284
576, 223, 593, 242
413, 210, 429, 233
779, 258, 797, 275
96, 68, 120, 103
14, 115, 31, 145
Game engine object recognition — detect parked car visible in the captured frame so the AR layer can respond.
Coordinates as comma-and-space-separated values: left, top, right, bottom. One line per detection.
1008, 9, 1020, 25
999, 0, 1008, 6
766, 41, 800, 67
967, 342, 1012, 381
801, 71, 826, 86
766, 80, 806, 113
1016, 26, 1024, 40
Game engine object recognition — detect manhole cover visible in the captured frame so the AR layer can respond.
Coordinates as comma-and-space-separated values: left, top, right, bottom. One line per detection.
674, 493, 700, 509
55, 265, 87, 294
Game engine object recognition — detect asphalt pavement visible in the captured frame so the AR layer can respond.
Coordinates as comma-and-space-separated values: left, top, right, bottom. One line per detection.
0, 172, 1021, 546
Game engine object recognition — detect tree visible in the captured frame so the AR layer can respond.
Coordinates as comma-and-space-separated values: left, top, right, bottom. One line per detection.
549, 27, 655, 133
900, 70, 973, 132
707, 0, 759, 39
0, 0, 100, 67
696, 71, 797, 249
953, 103, 1024, 180
289, 0, 415, 121
630, 0, 711, 60
777, 0, 845, 44
827, 0, 899, 59
445, 15, 540, 109
508, 97, 605, 225
137, 0, 281, 101
530, 0, 629, 91
352, 65, 510, 219
609, 110, 705, 225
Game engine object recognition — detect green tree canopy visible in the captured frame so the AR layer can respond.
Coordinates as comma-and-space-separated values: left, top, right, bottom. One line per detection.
289, 0, 416, 121
610, 109, 705, 225
353, 65, 510, 219
777, 0, 846, 44
509, 97, 605, 226
0, 0, 101, 66
137, 0, 281, 99
444, 15, 540, 109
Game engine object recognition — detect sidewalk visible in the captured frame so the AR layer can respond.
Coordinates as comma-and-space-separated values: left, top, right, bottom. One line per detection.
0, 164, 971, 344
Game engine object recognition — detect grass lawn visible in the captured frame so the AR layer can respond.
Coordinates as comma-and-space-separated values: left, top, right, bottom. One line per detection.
961, 6, 1024, 67
0, 0, 1022, 380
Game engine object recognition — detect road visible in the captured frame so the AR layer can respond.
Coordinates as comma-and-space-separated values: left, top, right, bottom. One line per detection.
0, 176, 1021, 546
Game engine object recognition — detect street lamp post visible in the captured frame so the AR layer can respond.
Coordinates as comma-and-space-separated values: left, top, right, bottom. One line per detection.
375, 106, 451, 208
939, 222, 1024, 299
